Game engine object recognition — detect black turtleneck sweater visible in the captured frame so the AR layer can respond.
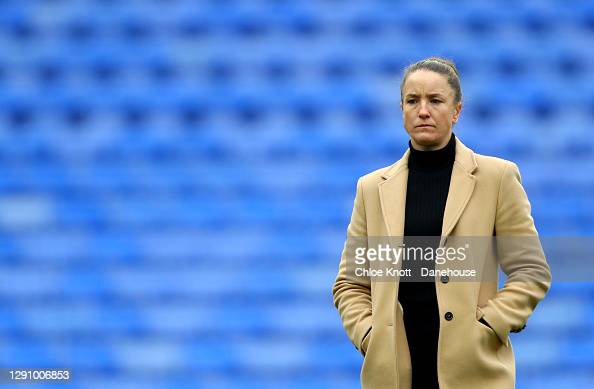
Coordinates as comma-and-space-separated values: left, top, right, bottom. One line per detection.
399, 133, 456, 389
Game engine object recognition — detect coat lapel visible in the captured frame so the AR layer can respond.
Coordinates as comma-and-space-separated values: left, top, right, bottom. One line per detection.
441, 138, 478, 237
378, 150, 409, 237
441, 163, 476, 237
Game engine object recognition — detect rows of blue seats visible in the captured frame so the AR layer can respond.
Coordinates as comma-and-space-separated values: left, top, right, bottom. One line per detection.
1, 2, 594, 39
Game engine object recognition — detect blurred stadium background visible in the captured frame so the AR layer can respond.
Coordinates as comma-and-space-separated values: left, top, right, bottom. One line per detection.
0, 0, 593, 388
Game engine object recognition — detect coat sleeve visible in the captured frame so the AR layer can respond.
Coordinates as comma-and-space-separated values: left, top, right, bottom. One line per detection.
332, 177, 372, 356
478, 161, 552, 347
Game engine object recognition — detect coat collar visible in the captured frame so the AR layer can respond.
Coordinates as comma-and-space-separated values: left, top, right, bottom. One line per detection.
378, 136, 478, 238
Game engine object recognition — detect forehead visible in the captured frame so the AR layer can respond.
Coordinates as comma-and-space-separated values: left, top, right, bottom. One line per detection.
403, 70, 452, 96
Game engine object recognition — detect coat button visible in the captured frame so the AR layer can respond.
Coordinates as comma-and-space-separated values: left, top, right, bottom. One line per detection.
441, 275, 449, 283
445, 312, 454, 321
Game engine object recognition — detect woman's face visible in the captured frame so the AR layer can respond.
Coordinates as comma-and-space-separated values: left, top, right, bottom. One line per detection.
400, 69, 462, 151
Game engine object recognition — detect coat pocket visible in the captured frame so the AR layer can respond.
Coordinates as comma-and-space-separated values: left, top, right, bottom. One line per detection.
474, 316, 508, 368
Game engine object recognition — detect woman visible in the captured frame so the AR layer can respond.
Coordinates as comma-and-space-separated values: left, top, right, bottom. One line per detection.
332, 57, 551, 388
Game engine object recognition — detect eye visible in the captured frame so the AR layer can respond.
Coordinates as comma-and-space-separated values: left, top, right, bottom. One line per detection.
406, 99, 416, 104
431, 99, 442, 104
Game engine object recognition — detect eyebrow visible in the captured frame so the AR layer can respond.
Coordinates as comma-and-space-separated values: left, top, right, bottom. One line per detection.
404, 93, 446, 98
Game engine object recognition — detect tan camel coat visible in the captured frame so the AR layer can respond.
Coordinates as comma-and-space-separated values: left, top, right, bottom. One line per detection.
332, 136, 551, 388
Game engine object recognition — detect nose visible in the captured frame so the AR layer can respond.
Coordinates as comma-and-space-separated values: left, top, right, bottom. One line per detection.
418, 101, 430, 118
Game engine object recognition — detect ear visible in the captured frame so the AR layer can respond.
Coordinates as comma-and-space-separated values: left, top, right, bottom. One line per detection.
452, 101, 462, 123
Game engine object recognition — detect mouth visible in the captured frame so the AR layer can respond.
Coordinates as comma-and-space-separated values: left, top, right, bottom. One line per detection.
415, 125, 435, 128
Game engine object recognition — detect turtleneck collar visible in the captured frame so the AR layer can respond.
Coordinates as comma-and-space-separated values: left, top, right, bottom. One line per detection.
408, 132, 456, 172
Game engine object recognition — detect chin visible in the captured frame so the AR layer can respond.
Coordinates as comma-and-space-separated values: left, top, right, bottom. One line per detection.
411, 132, 441, 146
408, 128, 450, 149
413, 136, 440, 146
